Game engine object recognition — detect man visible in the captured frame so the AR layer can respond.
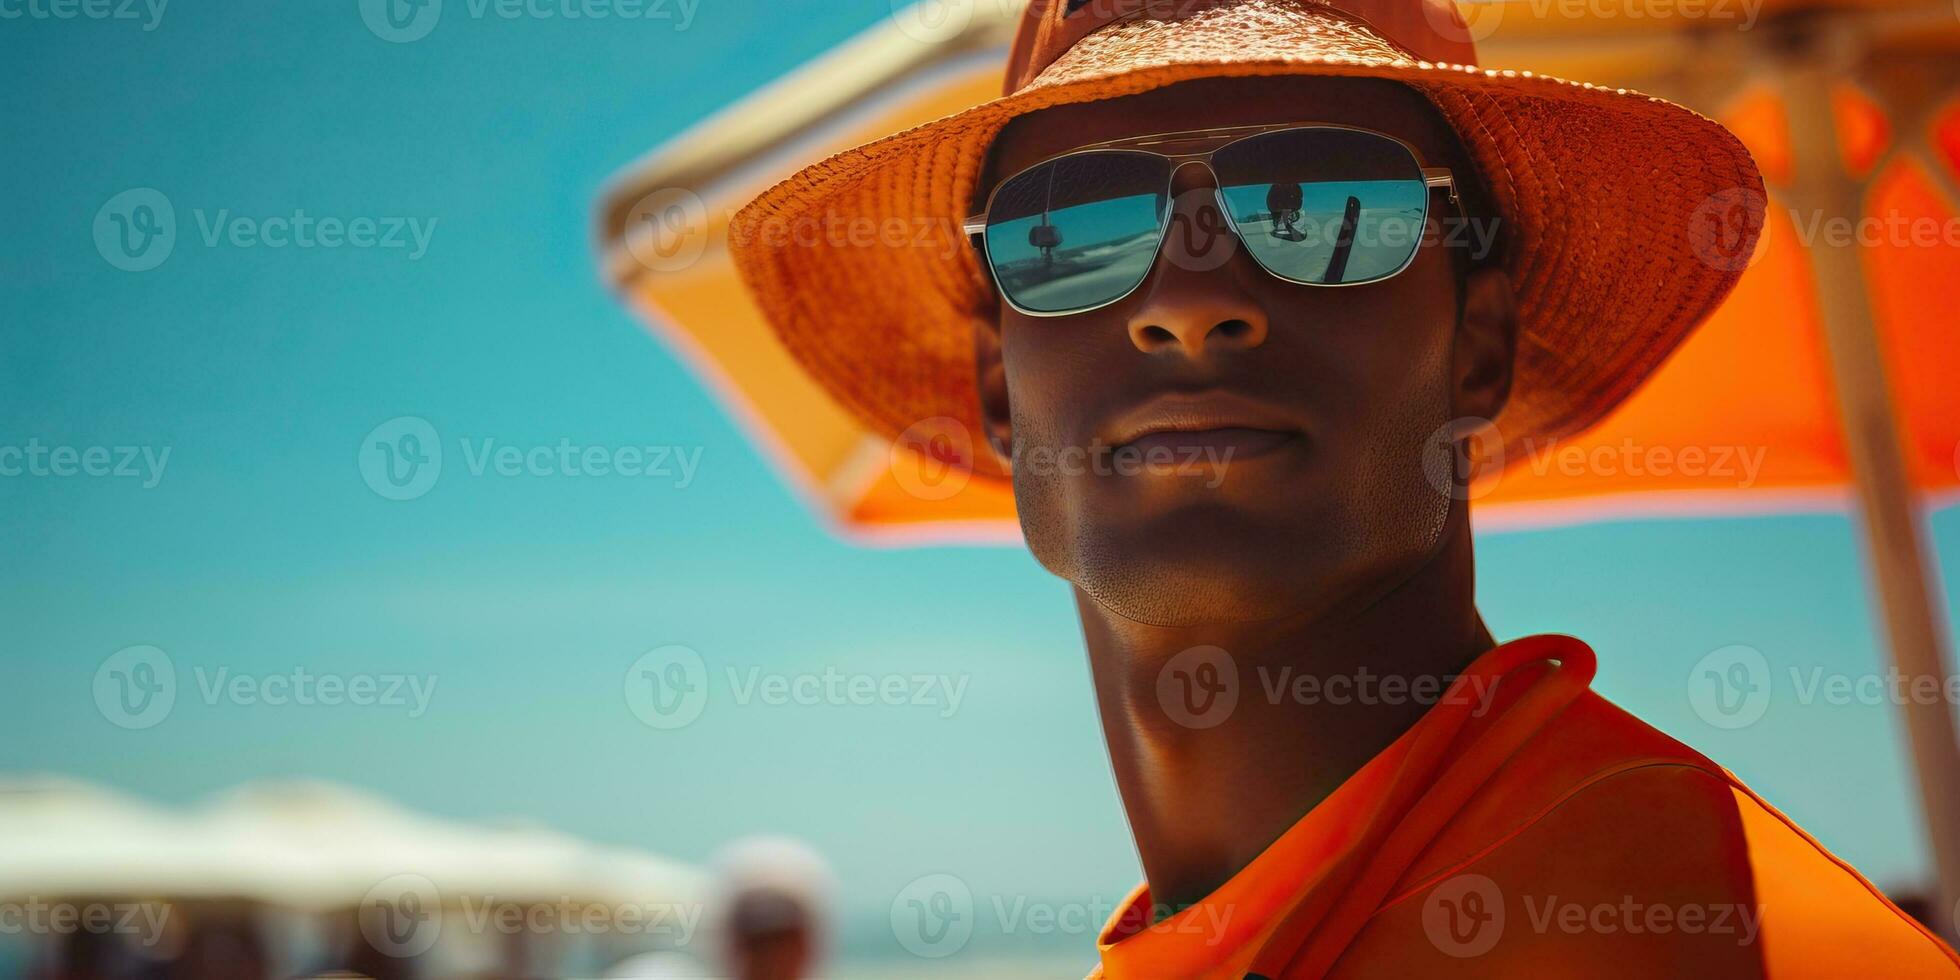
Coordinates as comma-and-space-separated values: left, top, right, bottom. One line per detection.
708, 836, 831, 980
728, 0, 1960, 974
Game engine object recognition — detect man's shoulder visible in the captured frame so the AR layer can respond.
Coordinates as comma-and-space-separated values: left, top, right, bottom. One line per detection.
1374, 691, 1960, 977
1392, 690, 1750, 906
1401, 691, 1729, 877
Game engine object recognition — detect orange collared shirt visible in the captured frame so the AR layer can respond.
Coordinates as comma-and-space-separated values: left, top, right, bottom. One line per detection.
1091, 635, 1960, 979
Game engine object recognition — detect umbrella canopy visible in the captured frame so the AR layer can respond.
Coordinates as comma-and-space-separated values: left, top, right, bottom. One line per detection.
585, 845, 709, 912
198, 781, 691, 909
0, 777, 702, 913
595, 0, 1960, 542
0, 776, 319, 902
195, 780, 539, 908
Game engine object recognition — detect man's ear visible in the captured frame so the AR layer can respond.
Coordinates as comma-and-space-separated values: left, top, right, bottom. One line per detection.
972, 312, 1013, 464
1453, 266, 1518, 423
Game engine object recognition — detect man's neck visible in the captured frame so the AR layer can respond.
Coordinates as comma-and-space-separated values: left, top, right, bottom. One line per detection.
1076, 516, 1493, 911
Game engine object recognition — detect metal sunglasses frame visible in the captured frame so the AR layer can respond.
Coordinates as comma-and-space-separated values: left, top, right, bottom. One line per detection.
962, 122, 1459, 318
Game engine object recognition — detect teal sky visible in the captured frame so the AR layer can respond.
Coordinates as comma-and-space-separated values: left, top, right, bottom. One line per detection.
5, 0, 1960, 970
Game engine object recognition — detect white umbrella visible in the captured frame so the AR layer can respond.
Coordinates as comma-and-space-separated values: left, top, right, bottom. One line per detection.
197, 782, 705, 911
0, 777, 706, 921
0, 775, 316, 902
196, 781, 577, 908
584, 845, 707, 912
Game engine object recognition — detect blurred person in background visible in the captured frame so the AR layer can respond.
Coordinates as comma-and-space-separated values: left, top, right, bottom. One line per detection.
603, 836, 831, 980
708, 837, 830, 980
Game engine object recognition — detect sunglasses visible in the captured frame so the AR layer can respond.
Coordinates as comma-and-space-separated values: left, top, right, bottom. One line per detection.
964, 123, 1459, 317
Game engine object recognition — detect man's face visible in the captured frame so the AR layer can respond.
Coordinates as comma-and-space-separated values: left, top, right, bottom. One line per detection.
973, 76, 1511, 628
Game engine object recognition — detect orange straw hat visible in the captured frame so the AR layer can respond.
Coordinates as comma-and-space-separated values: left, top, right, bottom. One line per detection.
727, 0, 1765, 478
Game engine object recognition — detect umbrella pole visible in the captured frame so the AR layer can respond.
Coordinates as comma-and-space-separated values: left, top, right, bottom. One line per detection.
1780, 33, 1960, 937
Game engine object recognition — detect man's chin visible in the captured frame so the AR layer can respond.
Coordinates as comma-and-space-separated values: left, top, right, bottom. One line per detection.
1073, 519, 1337, 627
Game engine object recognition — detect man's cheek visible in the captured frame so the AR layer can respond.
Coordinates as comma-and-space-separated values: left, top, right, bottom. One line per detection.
1005, 404, 1083, 584
1000, 343, 1100, 455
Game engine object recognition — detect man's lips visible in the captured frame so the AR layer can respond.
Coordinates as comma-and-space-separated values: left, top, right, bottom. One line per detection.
1120, 427, 1296, 459
1105, 392, 1304, 460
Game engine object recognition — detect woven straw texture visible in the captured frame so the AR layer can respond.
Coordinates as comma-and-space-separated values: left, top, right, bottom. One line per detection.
728, 0, 1765, 478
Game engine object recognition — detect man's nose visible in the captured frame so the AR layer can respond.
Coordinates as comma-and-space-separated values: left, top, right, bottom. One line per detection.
1125, 163, 1270, 358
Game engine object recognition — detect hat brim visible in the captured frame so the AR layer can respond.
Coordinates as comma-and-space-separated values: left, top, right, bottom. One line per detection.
729, 0, 1765, 479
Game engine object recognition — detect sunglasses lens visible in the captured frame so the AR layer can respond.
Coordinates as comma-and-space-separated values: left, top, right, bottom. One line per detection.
1212, 128, 1431, 285
983, 150, 1169, 314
